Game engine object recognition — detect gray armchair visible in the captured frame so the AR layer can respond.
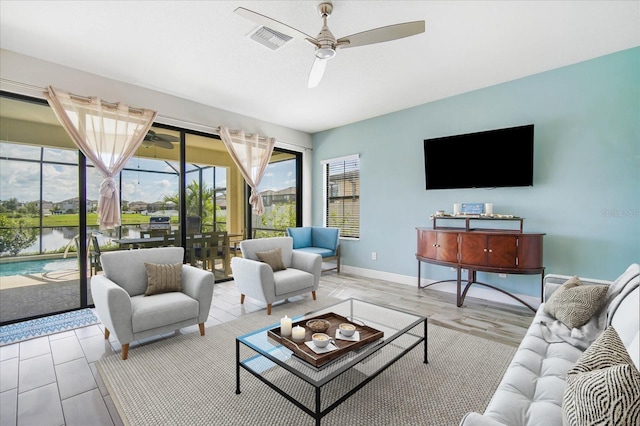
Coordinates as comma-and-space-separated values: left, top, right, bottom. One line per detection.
231, 237, 321, 315
91, 247, 214, 359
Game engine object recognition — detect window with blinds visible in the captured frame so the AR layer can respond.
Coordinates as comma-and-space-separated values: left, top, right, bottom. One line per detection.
323, 154, 360, 239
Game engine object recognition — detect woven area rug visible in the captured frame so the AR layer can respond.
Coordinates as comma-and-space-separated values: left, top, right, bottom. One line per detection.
0, 308, 98, 346
97, 302, 516, 426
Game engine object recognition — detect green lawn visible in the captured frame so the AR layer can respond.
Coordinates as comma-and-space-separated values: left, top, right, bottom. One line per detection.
2, 213, 178, 227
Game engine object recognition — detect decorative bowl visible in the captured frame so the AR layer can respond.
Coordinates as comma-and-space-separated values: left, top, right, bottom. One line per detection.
312, 333, 330, 348
338, 323, 356, 337
306, 318, 330, 333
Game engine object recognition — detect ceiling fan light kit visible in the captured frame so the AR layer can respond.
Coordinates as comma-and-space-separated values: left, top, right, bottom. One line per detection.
235, 1, 425, 88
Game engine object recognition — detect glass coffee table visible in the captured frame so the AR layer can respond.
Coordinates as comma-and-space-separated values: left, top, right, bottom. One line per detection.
235, 298, 427, 425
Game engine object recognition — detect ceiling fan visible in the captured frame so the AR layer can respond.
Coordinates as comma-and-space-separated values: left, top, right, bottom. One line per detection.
141, 130, 179, 149
235, 2, 425, 88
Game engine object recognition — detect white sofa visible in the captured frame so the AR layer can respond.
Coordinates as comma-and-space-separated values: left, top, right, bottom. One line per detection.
460, 263, 639, 426
91, 247, 214, 359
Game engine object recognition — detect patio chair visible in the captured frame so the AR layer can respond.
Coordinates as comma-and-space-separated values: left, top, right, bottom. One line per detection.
89, 235, 102, 276
188, 231, 230, 275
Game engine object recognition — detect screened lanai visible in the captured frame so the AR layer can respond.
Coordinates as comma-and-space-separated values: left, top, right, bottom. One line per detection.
0, 93, 301, 324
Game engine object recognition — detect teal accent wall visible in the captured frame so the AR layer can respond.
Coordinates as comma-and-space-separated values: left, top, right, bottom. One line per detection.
312, 47, 639, 297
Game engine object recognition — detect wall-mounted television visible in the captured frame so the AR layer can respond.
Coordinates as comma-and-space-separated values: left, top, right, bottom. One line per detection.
423, 124, 534, 190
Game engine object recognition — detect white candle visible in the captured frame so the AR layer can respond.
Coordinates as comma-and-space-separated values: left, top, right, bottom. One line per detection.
291, 325, 306, 341
280, 315, 292, 337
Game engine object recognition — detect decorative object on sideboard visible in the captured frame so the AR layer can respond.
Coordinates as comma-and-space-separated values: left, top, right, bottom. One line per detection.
461, 203, 484, 215
484, 203, 493, 215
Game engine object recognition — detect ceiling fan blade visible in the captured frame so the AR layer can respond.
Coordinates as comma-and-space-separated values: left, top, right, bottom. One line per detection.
156, 134, 180, 142
235, 7, 317, 43
308, 57, 327, 89
154, 140, 174, 150
337, 20, 425, 49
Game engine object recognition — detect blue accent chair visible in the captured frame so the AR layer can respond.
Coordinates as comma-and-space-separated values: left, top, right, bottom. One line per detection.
286, 227, 340, 272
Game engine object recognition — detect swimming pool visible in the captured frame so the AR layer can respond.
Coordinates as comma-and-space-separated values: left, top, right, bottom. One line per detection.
0, 258, 78, 277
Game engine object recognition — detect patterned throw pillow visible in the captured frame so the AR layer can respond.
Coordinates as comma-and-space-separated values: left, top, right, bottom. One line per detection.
568, 326, 635, 375
144, 263, 183, 296
543, 276, 608, 328
563, 327, 640, 426
255, 247, 286, 272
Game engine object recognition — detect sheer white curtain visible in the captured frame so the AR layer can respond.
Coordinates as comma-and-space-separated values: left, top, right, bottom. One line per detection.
218, 126, 275, 216
46, 86, 157, 229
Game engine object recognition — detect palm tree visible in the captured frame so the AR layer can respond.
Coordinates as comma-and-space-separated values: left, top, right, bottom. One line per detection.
163, 180, 215, 224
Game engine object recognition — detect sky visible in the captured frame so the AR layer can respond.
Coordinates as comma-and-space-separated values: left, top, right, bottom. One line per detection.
0, 142, 296, 203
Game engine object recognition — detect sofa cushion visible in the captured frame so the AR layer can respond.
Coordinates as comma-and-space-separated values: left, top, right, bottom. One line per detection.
287, 227, 312, 249
543, 276, 608, 329
311, 227, 339, 251
273, 269, 314, 296
562, 327, 640, 426
256, 247, 286, 272
481, 308, 584, 426
130, 292, 199, 333
294, 246, 336, 258
144, 263, 183, 296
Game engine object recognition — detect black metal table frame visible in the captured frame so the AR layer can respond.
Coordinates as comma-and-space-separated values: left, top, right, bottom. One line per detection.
235, 299, 428, 426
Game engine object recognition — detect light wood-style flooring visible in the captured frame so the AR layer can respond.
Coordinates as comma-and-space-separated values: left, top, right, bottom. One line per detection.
0, 272, 534, 425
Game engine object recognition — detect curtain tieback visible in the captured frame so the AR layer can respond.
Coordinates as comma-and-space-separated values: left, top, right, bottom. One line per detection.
249, 187, 265, 216
99, 178, 117, 198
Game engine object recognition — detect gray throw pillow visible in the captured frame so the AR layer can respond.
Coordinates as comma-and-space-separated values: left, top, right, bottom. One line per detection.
144, 263, 182, 296
256, 247, 286, 272
543, 276, 607, 329
562, 327, 640, 426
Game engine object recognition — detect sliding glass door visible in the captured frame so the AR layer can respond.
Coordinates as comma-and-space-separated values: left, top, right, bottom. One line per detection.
0, 91, 303, 324
251, 150, 301, 238
0, 96, 81, 323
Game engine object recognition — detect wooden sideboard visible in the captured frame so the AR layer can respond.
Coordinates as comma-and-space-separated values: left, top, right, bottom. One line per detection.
416, 217, 544, 311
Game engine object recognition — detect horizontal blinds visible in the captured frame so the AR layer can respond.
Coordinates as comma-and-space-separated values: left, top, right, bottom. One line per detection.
326, 156, 359, 238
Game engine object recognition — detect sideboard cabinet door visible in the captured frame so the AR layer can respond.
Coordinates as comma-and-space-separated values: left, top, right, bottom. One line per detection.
417, 230, 458, 263
459, 234, 487, 265
460, 234, 518, 268
487, 235, 518, 268
437, 232, 458, 263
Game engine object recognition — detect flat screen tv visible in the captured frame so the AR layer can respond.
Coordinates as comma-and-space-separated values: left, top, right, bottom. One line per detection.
423, 124, 534, 190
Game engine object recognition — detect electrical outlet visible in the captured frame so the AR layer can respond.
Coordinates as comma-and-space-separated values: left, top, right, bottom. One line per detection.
499, 273, 507, 278
371, 252, 377, 260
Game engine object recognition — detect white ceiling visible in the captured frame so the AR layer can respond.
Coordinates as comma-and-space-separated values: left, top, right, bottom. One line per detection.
1, 1, 639, 134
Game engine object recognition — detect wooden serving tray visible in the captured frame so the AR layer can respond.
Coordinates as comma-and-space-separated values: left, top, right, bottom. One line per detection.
267, 312, 384, 368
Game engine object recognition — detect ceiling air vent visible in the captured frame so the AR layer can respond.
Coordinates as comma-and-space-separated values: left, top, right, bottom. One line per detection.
249, 26, 293, 50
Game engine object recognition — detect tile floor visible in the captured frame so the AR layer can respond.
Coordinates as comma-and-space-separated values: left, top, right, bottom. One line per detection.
0, 272, 534, 426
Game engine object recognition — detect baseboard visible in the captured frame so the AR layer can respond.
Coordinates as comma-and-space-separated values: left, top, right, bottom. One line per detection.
340, 265, 541, 310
